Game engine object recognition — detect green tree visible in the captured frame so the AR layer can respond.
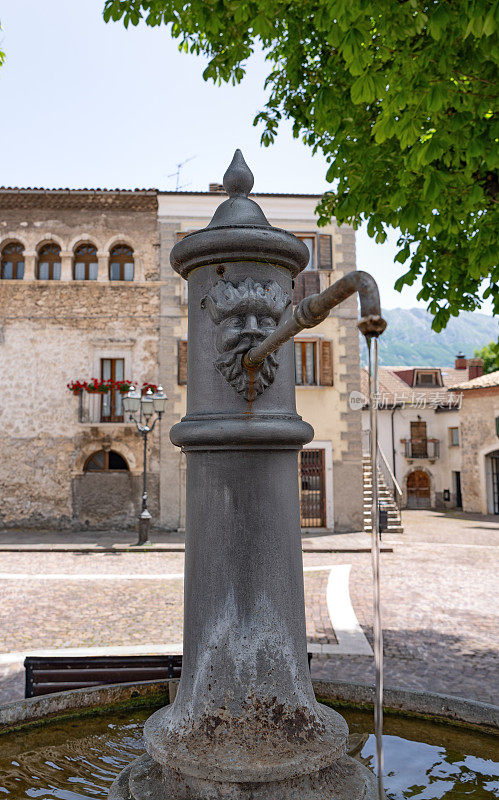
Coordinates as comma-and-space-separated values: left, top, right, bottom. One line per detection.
475, 338, 499, 372
103, 0, 498, 330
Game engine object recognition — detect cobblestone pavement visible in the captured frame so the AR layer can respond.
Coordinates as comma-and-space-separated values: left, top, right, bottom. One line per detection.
0, 510, 497, 706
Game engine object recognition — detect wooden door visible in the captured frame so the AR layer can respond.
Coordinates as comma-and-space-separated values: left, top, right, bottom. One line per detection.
407, 470, 431, 509
299, 449, 326, 527
410, 421, 428, 457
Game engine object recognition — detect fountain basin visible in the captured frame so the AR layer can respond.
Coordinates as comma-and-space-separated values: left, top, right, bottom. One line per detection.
0, 679, 497, 799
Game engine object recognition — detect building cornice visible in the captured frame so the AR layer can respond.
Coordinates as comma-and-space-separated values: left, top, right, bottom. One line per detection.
0, 189, 158, 212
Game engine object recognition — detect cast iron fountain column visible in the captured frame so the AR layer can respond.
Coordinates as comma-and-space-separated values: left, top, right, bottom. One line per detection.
110, 151, 380, 799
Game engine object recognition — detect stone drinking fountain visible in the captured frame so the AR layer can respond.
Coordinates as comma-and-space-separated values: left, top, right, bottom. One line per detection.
110, 150, 386, 800
1, 151, 497, 800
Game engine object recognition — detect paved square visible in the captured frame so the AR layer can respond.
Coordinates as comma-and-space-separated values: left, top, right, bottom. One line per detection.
0, 510, 497, 706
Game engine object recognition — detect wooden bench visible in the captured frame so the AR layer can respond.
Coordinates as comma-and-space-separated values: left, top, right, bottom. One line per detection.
24, 653, 313, 698
24, 655, 183, 698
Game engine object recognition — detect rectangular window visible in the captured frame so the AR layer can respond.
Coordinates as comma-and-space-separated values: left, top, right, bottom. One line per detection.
101, 358, 124, 422
75, 262, 98, 280
38, 261, 61, 280
449, 427, 460, 446
295, 339, 334, 386
110, 262, 120, 281
38, 262, 49, 280
123, 262, 134, 281
295, 339, 333, 386
298, 236, 315, 271
293, 233, 333, 271
74, 262, 85, 280
2, 262, 13, 279
416, 370, 439, 386
295, 341, 316, 385
110, 262, 134, 281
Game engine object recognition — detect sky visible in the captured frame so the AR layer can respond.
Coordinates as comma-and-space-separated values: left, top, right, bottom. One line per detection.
0, 0, 492, 313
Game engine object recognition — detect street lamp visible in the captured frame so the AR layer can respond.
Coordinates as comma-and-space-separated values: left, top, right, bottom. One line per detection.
123, 385, 168, 545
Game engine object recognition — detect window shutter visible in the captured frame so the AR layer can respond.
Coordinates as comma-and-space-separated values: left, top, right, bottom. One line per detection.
319, 340, 334, 386
317, 234, 332, 269
176, 232, 189, 242
178, 340, 188, 385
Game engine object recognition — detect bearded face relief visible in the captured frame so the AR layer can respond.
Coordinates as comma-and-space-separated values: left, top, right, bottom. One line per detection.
203, 277, 290, 402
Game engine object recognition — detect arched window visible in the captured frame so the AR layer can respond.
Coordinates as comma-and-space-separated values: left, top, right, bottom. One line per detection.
73, 243, 98, 280
1, 242, 25, 280
109, 244, 134, 281
84, 450, 129, 471
37, 243, 61, 280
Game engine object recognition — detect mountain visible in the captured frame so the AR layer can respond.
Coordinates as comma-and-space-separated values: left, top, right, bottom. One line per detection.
360, 308, 498, 367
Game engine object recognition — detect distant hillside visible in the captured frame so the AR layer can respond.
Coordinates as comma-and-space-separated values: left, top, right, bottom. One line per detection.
360, 308, 498, 367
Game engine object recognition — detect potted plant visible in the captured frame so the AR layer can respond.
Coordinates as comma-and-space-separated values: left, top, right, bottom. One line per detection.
116, 380, 134, 394
67, 380, 87, 396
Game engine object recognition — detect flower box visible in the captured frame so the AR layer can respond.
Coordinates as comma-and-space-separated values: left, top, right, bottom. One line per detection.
67, 379, 156, 395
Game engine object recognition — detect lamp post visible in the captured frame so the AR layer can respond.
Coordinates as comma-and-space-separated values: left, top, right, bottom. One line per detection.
123, 386, 168, 545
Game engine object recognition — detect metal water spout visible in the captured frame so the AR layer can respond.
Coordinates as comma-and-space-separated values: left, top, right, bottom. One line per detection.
243, 270, 386, 371
110, 150, 385, 800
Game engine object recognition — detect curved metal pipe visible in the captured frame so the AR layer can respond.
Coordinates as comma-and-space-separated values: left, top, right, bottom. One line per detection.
243, 270, 387, 369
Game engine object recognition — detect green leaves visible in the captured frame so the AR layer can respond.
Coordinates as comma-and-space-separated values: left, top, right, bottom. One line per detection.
422, 171, 445, 201
474, 337, 499, 373
351, 73, 376, 103
340, 27, 365, 63
426, 84, 447, 112
103, 0, 499, 329
429, 4, 452, 40
394, 244, 411, 264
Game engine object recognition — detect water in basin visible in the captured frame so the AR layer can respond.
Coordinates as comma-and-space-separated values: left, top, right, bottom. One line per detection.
1, 706, 497, 799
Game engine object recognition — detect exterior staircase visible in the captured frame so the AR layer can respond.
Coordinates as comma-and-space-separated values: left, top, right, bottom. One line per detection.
362, 455, 404, 534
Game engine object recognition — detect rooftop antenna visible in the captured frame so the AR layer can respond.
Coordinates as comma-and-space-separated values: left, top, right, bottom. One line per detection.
167, 155, 196, 191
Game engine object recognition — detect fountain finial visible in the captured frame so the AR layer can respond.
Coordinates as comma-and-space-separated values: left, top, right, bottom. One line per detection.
223, 149, 254, 197
170, 149, 310, 277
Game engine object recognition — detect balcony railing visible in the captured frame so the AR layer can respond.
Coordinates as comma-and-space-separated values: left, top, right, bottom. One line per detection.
293, 271, 334, 305
77, 391, 125, 424
404, 439, 440, 459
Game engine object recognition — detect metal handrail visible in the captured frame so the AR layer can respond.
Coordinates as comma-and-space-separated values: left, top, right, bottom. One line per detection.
363, 430, 402, 509
378, 444, 403, 508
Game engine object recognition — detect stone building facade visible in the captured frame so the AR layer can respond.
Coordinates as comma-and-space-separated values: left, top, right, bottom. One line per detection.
361, 357, 484, 511
0, 184, 364, 533
0, 189, 161, 529
158, 189, 364, 532
451, 370, 499, 515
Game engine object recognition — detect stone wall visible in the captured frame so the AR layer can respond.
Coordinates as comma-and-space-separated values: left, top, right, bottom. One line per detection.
0, 192, 161, 529
459, 388, 499, 514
